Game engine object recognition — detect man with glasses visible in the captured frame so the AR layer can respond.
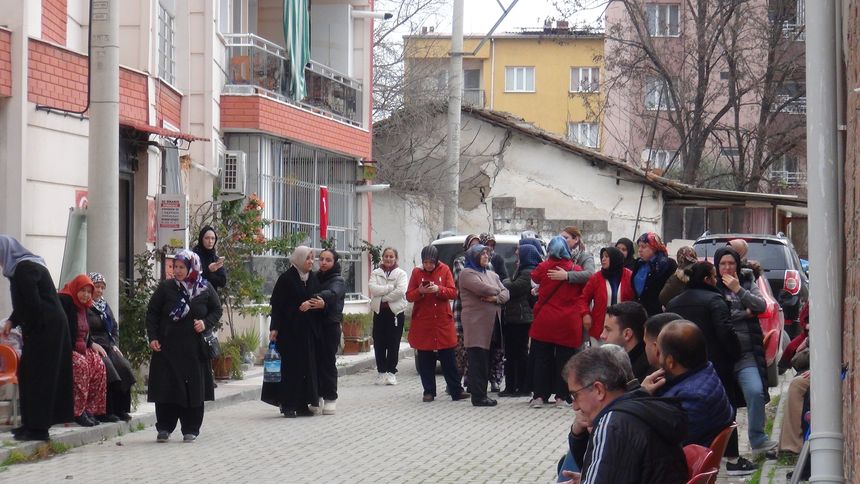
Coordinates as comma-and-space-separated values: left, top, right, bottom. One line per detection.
560, 347, 689, 484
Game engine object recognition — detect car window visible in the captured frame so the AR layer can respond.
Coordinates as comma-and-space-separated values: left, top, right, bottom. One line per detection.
694, 240, 790, 271
432, 242, 519, 278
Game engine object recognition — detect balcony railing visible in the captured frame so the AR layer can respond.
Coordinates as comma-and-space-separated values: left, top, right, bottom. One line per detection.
223, 33, 363, 127
771, 170, 807, 188
463, 88, 484, 108
772, 95, 806, 115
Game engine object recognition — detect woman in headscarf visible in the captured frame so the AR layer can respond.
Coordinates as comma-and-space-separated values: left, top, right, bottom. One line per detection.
632, 232, 677, 316
615, 237, 637, 271
87, 272, 136, 422
658, 246, 700, 307
146, 250, 221, 442
547, 226, 595, 286
261, 246, 322, 418
452, 234, 480, 387
714, 246, 773, 456
0, 235, 73, 441
192, 226, 226, 290
578, 247, 635, 341
369, 247, 409, 385
313, 248, 346, 415
479, 233, 507, 393
459, 244, 510, 407
58, 274, 108, 427
528, 236, 585, 408
406, 245, 469, 403
500, 244, 542, 397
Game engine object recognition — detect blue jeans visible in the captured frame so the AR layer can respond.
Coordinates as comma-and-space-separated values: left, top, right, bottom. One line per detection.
736, 366, 768, 448
557, 449, 580, 482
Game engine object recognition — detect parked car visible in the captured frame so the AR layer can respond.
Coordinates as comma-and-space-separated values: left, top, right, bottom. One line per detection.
693, 233, 809, 337
430, 233, 545, 275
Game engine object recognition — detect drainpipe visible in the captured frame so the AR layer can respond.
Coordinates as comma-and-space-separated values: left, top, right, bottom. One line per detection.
86, 0, 120, 310
805, 1, 844, 482
489, 38, 495, 109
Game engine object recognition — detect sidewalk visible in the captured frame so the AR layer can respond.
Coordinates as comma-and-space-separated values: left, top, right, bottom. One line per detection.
0, 342, 412, 465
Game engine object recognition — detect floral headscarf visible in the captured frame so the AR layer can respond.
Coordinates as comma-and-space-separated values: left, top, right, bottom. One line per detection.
636, 232, 668, 256
547, 236, 572, 260
59, 274, 95, 310
675, 246, 699, 270
169, 250, 209, 322
88, 272, 108, 313
464, 244, 488, 273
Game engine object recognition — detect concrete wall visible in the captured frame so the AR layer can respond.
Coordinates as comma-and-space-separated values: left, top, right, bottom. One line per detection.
370, 190, 439, 268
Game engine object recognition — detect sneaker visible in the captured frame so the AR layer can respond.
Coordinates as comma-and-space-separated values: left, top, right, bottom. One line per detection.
422, 393, 435, 403
375, 372, 385, 385
156, 431, 170, 443
385, 372, 398, 385
75, 414, 96, 427
725, 457, 758, 476
183, 433, 197, 443
555, 399, 570, 409
95, 414, 120, 423
529, 397, 545, 409
751, 439, 779, 455
490, 382, 500, 393
323, 400, 337, 415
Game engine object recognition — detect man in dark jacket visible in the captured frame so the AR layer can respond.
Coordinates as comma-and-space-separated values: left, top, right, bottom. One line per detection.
562, 347, 688, 484
641, 321, 734, 447
600, 302, 652, 382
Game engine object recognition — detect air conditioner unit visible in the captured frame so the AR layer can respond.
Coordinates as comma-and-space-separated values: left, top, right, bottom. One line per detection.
221, 150, 247, 195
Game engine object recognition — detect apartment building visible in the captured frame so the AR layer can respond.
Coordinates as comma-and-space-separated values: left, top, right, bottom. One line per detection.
403, 21, 605, 150
0, 0, 376, 314
602, 0, 808, 197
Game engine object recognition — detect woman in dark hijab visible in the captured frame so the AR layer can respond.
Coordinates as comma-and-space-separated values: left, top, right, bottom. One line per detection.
193, 226, 226, 290
615, 237, 636, 271
500, 244, 542, 397
578, 247, 635, 340
0, 235, 73, 441
314, 248, 346, 415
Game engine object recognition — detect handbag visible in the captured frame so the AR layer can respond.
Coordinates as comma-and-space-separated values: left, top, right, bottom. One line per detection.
201, 329, 221, 359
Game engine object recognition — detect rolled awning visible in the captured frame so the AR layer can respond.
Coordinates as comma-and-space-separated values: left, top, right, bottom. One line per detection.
120, 120, 209, 142
284, 0, 310, 100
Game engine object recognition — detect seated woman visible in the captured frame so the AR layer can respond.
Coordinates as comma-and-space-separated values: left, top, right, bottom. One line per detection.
58, 274, 108, 427
88, 272, 136, 422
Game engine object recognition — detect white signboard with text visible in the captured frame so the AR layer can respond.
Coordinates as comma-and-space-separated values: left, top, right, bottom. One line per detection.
156, 194, 188, 250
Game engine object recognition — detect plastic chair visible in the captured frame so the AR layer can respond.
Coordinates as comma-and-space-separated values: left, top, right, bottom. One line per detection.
684, 444, 714, 477
0, 344, 20, 426
687, 469, 718, 484
708, 422, 738, 460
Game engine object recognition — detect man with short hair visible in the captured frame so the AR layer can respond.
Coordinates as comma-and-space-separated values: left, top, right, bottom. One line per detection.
563, 347, 688, 484
600, 301, 651, 381
642, 321, 734, 447
642, 312, 684, 368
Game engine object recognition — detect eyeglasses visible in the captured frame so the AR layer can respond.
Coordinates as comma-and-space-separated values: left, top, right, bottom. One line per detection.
569, 381, 595, 402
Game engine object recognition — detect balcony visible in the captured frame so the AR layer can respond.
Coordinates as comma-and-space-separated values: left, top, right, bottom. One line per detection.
223, 33, 363, 127
772, 95, 806, 115
771, 170, 807, 188
463, 89, 485, 108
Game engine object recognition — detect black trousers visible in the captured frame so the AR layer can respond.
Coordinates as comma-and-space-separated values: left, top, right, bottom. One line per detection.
529, 339, 577, 401
155, 403, 204, 436
416, 348, 464, 399
503, 324, 530, 393
106, 381, 131, 416
467, 347, 490, 402
316, 322, 342, 401
373, 307, 405, 374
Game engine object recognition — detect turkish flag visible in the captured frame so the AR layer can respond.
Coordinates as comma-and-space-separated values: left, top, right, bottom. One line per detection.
320, 186, 329, 240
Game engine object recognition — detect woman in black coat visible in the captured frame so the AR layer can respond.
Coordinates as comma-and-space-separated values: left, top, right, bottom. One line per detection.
0, 235, 73, 441
262, 246, 322, 418
314, 248, 346, 415
632, 233, 677, 316
193, 226, 226, 291
500, 244, 541, 397
146, 250, 221, 442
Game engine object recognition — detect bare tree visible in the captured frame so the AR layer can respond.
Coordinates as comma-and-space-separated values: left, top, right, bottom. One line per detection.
558, 0, 806, 190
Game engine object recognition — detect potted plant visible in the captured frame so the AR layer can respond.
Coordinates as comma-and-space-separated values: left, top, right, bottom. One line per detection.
341, 312, 373, 354
213, 338, 243, 380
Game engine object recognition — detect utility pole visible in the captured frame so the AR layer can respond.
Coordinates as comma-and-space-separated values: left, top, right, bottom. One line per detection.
87, 0, 120, 309
443, 0, 464, 233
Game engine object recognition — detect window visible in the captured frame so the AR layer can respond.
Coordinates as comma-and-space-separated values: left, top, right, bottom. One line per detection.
218, 0, 233, 35
644, 77, 674, 110
568, 123, 600, 148
647, 4, 680, 37
641, 149, 677, 169
158, 2, 176, 84
720, 147, 740, 159
505, 67, 535, 92
463, 69, 481, 90
570, 67, 599, 92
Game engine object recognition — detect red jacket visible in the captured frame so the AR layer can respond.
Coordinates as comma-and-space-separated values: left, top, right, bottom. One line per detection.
578, 269, 635, 339
406, 262, 458, 351
530, 257, 584, 348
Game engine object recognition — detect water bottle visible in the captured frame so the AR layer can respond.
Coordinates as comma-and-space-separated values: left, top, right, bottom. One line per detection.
263, 342, 281, 383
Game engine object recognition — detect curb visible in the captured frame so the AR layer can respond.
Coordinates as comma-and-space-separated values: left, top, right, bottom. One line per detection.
0, 347, 412, 465
758, 371, 795, 483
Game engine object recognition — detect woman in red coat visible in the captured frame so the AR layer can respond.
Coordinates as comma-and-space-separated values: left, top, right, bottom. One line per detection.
528, 236, 584, 408
406, 246, 469, 403
579, 247, 635, 340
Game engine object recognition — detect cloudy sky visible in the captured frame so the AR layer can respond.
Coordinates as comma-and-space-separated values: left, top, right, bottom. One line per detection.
453, 0, 604, 34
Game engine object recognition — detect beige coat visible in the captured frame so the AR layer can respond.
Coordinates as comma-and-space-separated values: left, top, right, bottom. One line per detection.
459, 268, 510, 349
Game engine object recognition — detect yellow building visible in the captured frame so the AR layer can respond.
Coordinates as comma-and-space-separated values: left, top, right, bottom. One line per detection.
404, 25, 604, 150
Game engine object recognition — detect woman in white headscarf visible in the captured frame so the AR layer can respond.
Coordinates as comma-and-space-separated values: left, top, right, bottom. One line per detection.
145, 249, 221, 443
0, 235, 74, 441
261, 246, 323, 418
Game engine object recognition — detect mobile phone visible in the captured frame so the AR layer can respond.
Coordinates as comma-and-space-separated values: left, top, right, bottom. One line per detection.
218, 256, 226, 263
421, 280, 431, 287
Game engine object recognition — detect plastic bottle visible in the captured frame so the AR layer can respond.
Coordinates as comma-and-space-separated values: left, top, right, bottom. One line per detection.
263, 342, 281, 383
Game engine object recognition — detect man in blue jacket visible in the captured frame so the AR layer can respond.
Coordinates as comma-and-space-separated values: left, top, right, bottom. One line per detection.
642, 320, 735, 446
